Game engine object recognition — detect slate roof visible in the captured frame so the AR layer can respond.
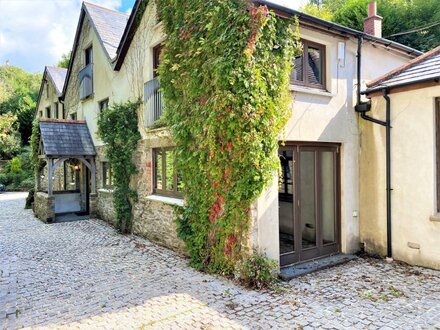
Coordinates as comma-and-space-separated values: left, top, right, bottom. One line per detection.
366, 45, 440, 93
84, 2, 129, 60
115, 0, 421, 70
39, 120, 96, 157
46, 66, 67, 96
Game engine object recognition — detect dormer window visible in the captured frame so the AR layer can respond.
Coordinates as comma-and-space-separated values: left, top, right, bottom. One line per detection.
291, 40, 326, 90
79, 46, 93, 100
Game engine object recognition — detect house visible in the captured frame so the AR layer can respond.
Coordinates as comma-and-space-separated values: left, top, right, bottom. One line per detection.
361, 46, 440, 269
36, 66, 67, 120
33, 0, 434, 270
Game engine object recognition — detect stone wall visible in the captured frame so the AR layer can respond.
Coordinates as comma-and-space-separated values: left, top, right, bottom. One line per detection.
131, 130, 186, 255
97, 190, 116, 225
132, 199, 185, 253
33, 192, 55, 223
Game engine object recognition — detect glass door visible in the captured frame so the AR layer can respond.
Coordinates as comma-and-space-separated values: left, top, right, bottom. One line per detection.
279, 143, 340, 267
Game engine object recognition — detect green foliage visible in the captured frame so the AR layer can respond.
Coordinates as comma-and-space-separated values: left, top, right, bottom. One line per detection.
234, 253, 278, 290
158, 0, 300, 274
302, 0, 440, 52
98, 100, 141, 233
0, 146, 34, 190
57, 52, 72, 69
0, 65, 41, 144
303, 3, 334, 21
0, 113, 21, 159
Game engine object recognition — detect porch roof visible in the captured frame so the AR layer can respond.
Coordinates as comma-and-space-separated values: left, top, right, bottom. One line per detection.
39, 119, 96, 158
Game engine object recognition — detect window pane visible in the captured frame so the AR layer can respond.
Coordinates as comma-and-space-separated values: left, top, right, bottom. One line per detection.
307, 46, 322, 85
155, 151, 163, 190
300, 151, 316, 248
291, 55, 303, 83
321, 151, 336, 244
165, 150, 174, 191
177, 173, 184, 192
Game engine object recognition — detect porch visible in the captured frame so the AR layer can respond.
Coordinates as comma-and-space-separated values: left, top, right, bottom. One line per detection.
34, 119, 97, 223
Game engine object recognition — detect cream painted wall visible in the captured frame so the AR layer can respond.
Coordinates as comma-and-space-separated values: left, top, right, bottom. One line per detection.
254, 26, 415, 262
36, 76, 63, 120
361, 86, 440, 269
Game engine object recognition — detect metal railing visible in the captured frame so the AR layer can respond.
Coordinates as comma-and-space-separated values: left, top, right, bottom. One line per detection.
144, 78, 163, 127
79, 64, 93, 100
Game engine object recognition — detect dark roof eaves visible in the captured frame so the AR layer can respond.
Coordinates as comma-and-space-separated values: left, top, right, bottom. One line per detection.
253, 0, 422, 57
114, 0, 142, 71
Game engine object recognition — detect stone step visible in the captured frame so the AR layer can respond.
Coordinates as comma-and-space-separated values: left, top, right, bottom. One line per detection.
279, 254, 358, 280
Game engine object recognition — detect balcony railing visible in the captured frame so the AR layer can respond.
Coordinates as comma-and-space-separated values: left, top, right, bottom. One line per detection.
79, 64, 93, 100
144, 78, 163, 127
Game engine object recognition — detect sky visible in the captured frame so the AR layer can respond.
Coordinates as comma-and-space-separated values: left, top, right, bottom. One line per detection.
0, 0, 306, 73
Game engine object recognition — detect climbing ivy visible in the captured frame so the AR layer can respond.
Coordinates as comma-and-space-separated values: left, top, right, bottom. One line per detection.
30, 120, 43, 179
98, 100, 141, 233
158, 0, 301, 274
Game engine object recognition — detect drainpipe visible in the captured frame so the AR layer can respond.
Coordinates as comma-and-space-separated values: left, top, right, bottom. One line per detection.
355, 34, 392, 259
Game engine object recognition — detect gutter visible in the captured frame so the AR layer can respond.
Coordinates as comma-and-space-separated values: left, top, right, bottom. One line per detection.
355, 35, 393, 259
252, 0, 422, 57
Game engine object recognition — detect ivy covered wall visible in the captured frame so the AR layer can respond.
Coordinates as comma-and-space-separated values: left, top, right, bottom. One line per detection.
158, 0, 301, 274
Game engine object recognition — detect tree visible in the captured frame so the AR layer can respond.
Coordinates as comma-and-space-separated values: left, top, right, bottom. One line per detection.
0, 65, 41, 144
0, 113, 21, 159
57, 52, 71, 69
302, 0, 440, 52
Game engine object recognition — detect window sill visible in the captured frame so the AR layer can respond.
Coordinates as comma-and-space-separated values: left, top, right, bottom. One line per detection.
146, 194, 184, 206
98, 188, 114, 193
289, 85, 335, 97
429, 213, 440, 222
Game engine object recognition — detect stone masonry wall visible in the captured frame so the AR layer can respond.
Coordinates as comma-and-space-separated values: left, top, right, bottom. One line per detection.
131, 130, 186, 255
95, 146, 116, 225
33, 192, 55, 223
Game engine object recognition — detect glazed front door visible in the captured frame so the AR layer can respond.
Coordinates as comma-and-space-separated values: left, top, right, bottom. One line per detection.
279, 143, 340, 267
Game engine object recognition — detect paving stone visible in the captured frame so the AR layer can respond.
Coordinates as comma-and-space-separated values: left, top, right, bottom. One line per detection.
1, 192, 440, 329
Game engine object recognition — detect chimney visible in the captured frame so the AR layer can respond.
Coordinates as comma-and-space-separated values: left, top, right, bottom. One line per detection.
364, 1, 383, 38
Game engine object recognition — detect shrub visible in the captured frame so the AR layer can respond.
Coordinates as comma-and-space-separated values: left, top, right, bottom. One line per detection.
234, 253, 278, 290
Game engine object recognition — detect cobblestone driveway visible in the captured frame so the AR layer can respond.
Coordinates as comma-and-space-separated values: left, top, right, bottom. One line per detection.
1, 192, 440, 329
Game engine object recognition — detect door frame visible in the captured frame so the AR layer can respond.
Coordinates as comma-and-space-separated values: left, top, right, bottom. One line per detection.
279, 141, 341, 267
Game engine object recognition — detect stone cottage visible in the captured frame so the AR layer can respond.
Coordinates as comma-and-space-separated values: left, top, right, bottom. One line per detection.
33, 0, 439, 271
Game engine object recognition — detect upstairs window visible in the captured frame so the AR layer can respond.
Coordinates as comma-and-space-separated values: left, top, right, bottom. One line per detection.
80, 46, 93, 100
153, 148, 183, 198
291, 40, 326, 90
99, 98, 109, 113
54, 102, 59, 119
70, 112, 77, 120
145, 44, 163, 127
85, 46, 93, 66
45, 106, 51, 118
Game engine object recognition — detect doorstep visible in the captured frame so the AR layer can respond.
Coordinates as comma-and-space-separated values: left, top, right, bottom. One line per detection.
55, 213, 90, 223
279, 254, 358, 280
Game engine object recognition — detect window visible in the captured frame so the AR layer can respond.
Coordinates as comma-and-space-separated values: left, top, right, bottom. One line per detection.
153, 44, 163, 77
85, 46, 93, 66
70, 112, 77, 120
45, 106, 51, 118
102, 162, 113, 189
291, 40, 326, 89
80, 46, 93, 99
39, 111, 42, 118
54, 102, 59, 119
99, 98, 109, 112
153, 148, 183, 197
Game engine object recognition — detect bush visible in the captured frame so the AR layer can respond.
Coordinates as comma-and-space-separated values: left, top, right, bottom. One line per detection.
0, 147, 34, 190
234, 253, 278, 290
